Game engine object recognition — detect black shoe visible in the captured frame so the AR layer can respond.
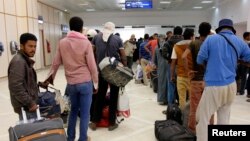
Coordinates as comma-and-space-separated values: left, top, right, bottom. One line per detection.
247, 95, 250, 98
108, 123, 118, 131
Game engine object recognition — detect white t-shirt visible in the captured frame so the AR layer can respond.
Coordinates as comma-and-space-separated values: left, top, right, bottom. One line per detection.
171, 46, 177, 59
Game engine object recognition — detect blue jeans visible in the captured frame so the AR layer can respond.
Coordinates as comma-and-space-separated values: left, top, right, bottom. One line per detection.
67, 81, 92, 141
167, 66, 176, 104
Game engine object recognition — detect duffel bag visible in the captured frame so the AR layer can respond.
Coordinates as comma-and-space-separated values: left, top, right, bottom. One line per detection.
155, 119, 196, 141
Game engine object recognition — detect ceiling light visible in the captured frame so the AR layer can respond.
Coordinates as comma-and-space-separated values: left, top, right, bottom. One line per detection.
193, 6, 203, 9
160, 1, 171, 4
86, 9, 95, 12
124, 26, 132, 29
212, 6, 216, 9
64, 9, 68, 12
79, 3, 89, 6
201, 1, 213, 3
122, 7, 126, 10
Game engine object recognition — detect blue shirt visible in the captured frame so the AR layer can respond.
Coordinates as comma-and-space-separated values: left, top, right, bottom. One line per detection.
139, 40, 151, 60
197, 30, 250, 86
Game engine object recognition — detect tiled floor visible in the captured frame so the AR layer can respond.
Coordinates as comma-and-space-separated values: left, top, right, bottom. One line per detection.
0, 67, 250, 141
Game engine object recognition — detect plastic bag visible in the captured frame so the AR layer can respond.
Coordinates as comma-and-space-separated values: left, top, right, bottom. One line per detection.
117, 88, 130, 118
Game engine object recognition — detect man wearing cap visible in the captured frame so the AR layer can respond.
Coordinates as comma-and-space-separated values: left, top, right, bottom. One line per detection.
196, 19, 250, 141
90, 22, 127, 131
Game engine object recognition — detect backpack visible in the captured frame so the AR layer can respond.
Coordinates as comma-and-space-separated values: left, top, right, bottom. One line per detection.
166, 103, 182, 125
160, 41, 174, 62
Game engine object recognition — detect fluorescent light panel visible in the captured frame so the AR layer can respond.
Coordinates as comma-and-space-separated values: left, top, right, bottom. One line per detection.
201, 1, 213, 3
193, 6, 203, 9
79, 3, 89, 6
160, 1, 171, 4
86, 9, 95, 12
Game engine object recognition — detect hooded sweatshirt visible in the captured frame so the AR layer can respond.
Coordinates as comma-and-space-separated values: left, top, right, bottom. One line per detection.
48, 31, 98, 85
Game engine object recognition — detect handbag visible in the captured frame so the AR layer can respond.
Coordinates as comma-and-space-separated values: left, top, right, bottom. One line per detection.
98, 35, 133, 87
117, 88, 130, 118
99, 57, 134, 87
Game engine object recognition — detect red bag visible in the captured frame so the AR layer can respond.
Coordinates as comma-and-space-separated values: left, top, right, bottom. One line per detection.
96, 119, 109, 127
96, 106, 109, 127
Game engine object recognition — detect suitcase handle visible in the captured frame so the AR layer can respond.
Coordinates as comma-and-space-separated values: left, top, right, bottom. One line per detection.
21, 105, 44, 124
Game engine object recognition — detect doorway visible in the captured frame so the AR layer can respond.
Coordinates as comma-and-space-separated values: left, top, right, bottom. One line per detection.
39, 29, 45, 68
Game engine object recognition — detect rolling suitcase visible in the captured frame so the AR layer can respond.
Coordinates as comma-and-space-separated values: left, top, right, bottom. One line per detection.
9, 107, 67, 141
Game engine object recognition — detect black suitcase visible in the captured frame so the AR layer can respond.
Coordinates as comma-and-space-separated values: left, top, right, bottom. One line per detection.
155, 119, 196, 141
9, 108, 67, 141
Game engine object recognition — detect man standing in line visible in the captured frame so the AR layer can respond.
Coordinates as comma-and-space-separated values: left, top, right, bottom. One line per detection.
235, 31, 250, 96
165, 31, 173, 41
243, 32, 250, 101
89, 22, 127, 131
182, 22, 214, 133
196, 19, 250, 141
139, 33, 151, 86
8, 33, 39, 120
124, 34, 137, 69
144, 33, 158, 60
161, 26, 183, 106
45, 17, 98, 141
170, 28, 195, 110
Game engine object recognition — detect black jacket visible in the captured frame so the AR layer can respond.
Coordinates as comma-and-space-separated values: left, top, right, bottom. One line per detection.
8, 51, 39, 114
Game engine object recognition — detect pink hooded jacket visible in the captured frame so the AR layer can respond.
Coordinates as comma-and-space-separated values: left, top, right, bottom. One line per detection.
48, 31, 98, 85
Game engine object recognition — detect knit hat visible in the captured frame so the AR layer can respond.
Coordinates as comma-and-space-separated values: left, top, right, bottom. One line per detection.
215, 19, 236, 34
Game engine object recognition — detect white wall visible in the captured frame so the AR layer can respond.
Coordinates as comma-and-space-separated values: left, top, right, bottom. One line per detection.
37, 2, 69, 67
76, 10, 206, 41
0, 0, 69, 78
74, 11, 207, 27
234, 23, 247, 39
208, 0, 250, 30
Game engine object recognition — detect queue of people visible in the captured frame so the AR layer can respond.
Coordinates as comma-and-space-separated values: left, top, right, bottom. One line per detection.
7, 16, 250, 141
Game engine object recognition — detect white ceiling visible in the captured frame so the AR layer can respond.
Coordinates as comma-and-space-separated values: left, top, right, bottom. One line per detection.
38, 0, 233, 13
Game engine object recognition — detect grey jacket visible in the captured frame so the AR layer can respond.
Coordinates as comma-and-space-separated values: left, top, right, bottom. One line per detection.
8, 51, 39, 114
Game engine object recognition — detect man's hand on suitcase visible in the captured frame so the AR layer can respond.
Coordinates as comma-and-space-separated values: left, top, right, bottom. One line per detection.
39, 75, 53, 89
29, 103, 38, 112
38, 81, 49, 89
